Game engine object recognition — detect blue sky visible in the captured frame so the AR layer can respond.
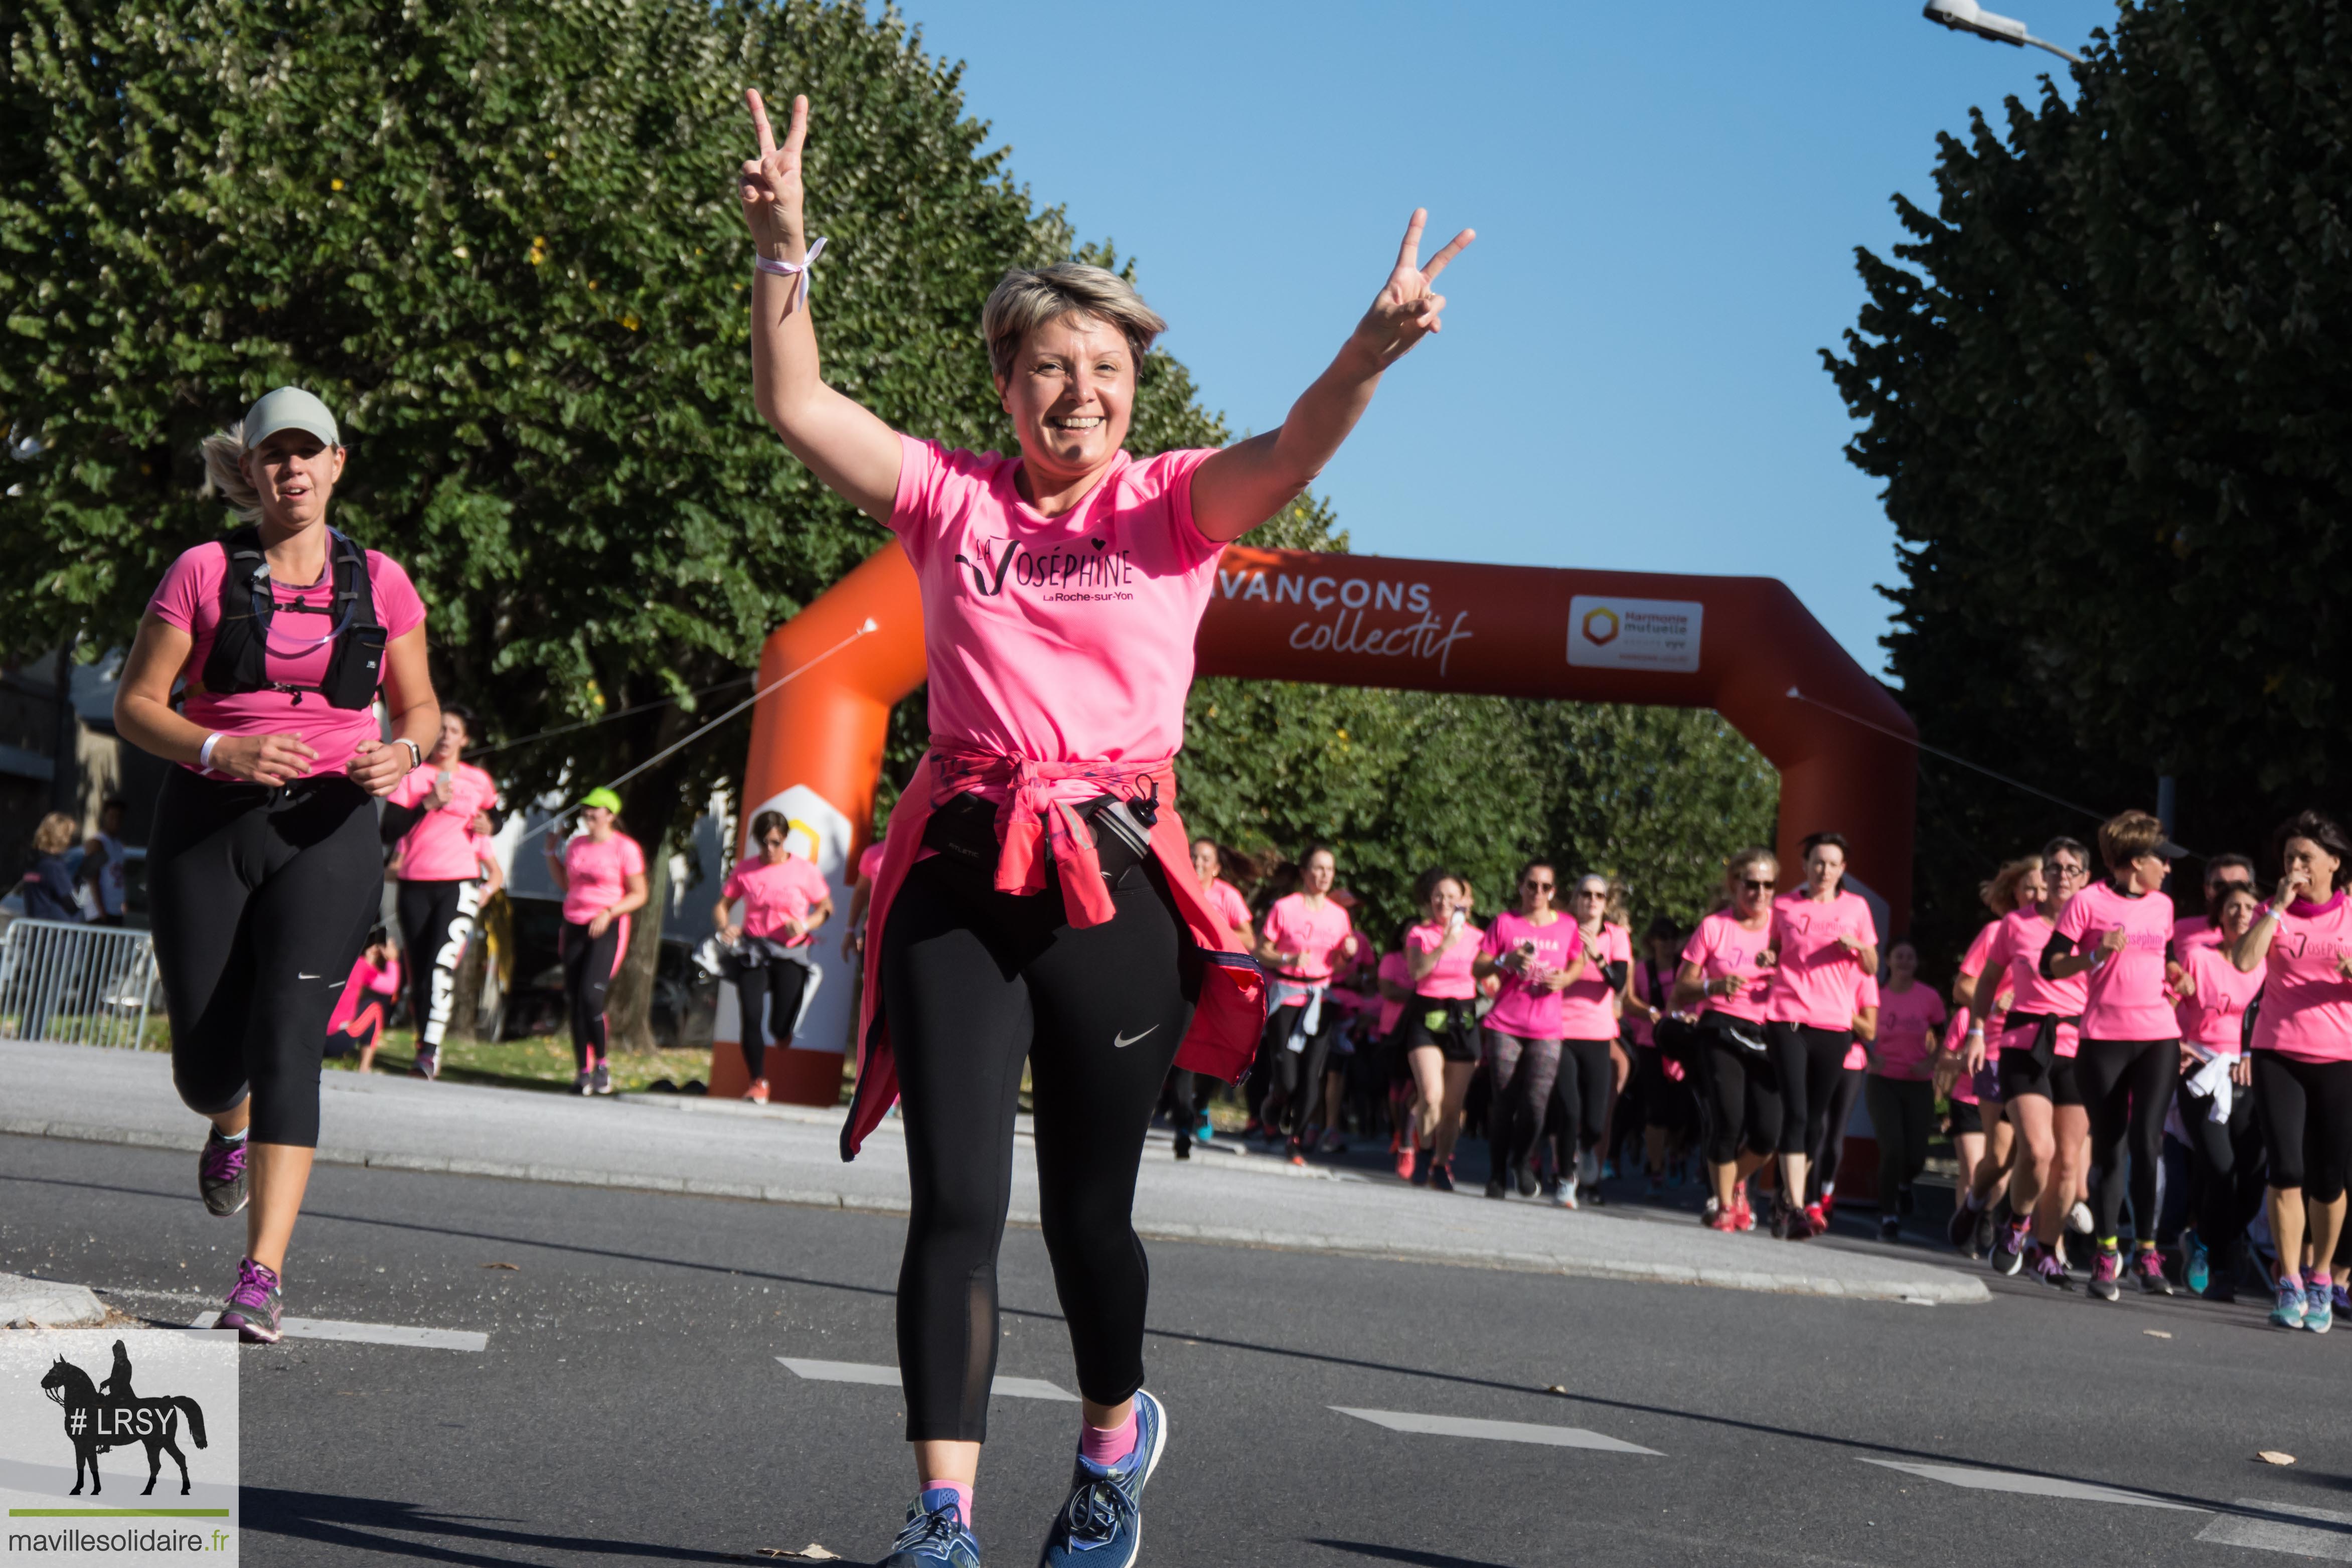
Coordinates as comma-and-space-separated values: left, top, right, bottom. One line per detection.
860, 0, 2118, 678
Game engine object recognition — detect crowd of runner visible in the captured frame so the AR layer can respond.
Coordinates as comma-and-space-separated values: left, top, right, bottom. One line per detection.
1125, 811, 2352, 1336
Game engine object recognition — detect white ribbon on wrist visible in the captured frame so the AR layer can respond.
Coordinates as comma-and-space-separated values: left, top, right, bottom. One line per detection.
198, 733, 223, 769
753, 235, 828, 309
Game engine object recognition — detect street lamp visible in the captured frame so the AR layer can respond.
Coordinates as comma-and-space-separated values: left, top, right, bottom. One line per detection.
1922, 0, 2082, 64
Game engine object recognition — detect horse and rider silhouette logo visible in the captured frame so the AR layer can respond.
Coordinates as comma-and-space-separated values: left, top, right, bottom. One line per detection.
38, 1339, 209, 1496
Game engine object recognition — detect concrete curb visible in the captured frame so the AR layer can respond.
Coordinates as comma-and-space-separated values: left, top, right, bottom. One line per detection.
1, 1270, 106, 1328
2, 1115, 1989, 1303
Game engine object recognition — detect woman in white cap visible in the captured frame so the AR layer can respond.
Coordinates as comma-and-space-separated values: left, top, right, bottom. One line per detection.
114, 386, 440, 1344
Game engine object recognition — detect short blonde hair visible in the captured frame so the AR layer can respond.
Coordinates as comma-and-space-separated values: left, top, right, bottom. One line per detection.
33, 812, 78, 856
198, 422, 263, 522
981, 263, 1167, 382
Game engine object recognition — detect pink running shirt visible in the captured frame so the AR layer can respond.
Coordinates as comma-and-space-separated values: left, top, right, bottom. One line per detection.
148, 538, 427, 779
1871, 981, 1948, 1080
1943, 1009, 1981, 1103
1960, 919, 2010, 1027
386, 761, 500, 882
857, 843, 885, 882
1844, 971, 1881, 1068
561, 831, 645, 926
1262, 893, 1354, 982
2249, 892, 2352, 1062
1982, 907, 2088, 1059
1681, 912, 1774, 1024
1374, 951, 1410, 1038
1203, 878, 1253, 951
1555, 921, 1632, 1041
889, 437, 1221, 775
2177, 944, 2261, 1054
2054, 880, 2177, 1039
1406, 920, 1479, 1000
326, 952, 401, 1035
1766, 889, 1875, 1028
1479, 910, 1580, 1039
2173, 914, 2222, 955
723, 854, 833, 944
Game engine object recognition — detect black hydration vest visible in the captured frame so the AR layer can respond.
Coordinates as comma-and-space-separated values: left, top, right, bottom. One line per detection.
199, 527, 386, 710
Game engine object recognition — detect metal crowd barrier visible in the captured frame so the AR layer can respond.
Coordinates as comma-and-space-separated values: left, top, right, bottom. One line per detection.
0, 917, 160, 1048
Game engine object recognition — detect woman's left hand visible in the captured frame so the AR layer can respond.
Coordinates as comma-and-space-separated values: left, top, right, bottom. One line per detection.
1351, 210, 1474, 369
2232, 1055, 2253, 1087
346, 738, 414, 798
588, 910, 614, 939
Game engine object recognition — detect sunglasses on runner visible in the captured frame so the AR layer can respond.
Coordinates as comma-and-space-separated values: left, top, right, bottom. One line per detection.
1741, 878, 1774, 892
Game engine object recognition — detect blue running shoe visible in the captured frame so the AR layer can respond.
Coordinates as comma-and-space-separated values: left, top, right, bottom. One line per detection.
2181, 1231, 2210, 1296
2272, 1278, 2309, 1331
1037, 1388, 1165, 1568
2307, 1284, 2335, 1335
884, 1488, 981, 1567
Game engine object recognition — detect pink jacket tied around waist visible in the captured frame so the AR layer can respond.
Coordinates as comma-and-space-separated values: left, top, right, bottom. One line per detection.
842, 747, 1267, 1159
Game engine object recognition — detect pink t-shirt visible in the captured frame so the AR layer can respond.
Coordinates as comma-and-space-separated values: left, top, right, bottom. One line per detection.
1406, 920, 1479, 1000
2173, 914, 2221, 955
1766, 889, 1875, 1028
890, 438, 1221, 774
2176, 943, 2261, 1054
2054, 880, 2177, 1039
1626, 957, 1666, 1047
560, 831, 645, 925
1478, 910, 1581, 1039
387, 761, 500, 882
1556, 921, 1633, 1041
1982, 907, 2088, 1059
1843, 971, 1881, 1068
723, 854, 832, 944
1203, 879, 1253, 950
1960, 919, 2009, 1030
467, 830, 499, 873
1943, 1008, 1981, 1103
1871, 981, 1948, 1080
1263, 893, 1354, 982
326, 952, 401, 1034
2250, 892, 2352, 1062
147, 538, 427, 778
1374, 951, 1409, 1037
1681, 911, 1774, 1024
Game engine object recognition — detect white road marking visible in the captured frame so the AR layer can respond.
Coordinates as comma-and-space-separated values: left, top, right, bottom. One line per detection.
188, 1312, 487, 1351
2198, 1498, 2352, 1560
1332, 1407, 1660, 1454
775, 1357, 1078, 1402
1861, 1460, 2202, 1510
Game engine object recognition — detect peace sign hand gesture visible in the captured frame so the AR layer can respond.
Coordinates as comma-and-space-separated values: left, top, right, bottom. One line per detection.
738, 89, 809, 259
1352, 209, 1475, 369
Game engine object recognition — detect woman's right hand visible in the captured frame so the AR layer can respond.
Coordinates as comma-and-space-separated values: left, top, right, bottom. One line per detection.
211, 732, 318, 787
739, 90, 808, 258
2273, 869, 2307, 909
720, 923, 742, 946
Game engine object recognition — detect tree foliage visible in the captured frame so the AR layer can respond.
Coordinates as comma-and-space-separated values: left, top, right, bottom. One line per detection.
1823, 0, 2352, 962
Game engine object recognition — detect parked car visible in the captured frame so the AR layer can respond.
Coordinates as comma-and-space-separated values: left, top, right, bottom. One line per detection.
493, 892, 717, 1047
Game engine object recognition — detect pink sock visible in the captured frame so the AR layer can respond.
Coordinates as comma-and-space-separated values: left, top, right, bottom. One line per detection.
1080, 1411, 1138, 1467
920, 1480, 972, 1529
2312, 1271, 2333, 1291
2280, 1268, 2303, 1291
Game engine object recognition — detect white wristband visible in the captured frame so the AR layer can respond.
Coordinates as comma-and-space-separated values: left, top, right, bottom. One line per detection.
198, 733, 223, 769
753, 235, 828, 308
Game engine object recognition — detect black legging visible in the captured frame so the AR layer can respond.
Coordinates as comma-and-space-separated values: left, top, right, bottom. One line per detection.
1807, 1065, 1866, 1203
1865, 1075, 1936, 1203
1549, 1037, 1616, 1161
879, 851, 1193, 1443
2252, 1051, 2352, 1204
396, 877, 481, 1051
2076, 1036, 2176, 1243
1702, 1017, 1782, 1163
2177, 1070, 2266, 1255
1766, 1022, 1852, 1158
1486, 1030, 1561, 1178
733, 959, 811, 1082
1262, 1000, 1341, 1138
148, 769, 381, 1148
560, 916, 623, 1071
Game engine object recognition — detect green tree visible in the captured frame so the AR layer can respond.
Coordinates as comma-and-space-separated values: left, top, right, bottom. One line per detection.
1822, 0, 2351, 963
1, 0, 1214, 1042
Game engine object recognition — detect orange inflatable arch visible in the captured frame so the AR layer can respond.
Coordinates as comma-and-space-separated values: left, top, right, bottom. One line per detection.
719, 544, 1918, 1107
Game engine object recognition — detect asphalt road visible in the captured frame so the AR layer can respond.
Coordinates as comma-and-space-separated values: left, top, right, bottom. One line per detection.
5, 1130, 2349, 1567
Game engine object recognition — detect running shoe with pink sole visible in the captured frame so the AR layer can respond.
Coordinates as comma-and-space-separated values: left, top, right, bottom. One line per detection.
216, 1257, 282, 1344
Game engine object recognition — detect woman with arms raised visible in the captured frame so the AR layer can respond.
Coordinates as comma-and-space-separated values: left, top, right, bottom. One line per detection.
736, 90, 1472, 1567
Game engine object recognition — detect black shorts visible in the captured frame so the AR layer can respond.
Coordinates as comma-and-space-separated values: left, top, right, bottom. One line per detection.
1997, 1045, 2083, 1107
1401, 999, 1480, 1062
1949, 1098, 1984, 1136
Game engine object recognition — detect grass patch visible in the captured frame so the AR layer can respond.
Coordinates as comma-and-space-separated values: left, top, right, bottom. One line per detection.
329, 1028, 713, 1095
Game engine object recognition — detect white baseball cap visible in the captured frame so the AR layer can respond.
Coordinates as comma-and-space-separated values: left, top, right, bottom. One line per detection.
241, 386, 341, 448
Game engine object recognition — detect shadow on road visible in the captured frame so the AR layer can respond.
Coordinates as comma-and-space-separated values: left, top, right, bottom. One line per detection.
241, 1484, 762, 1565
1311, 1539, 1519, 1567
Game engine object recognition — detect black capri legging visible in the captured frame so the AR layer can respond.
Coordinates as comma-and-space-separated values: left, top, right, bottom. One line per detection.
1767, 1022, 1852, 1158
1551, 1037, 1617, 1159
880, 849, 1194, 1443
396, 876, 482, 1051
149, 769, 382, 1148
560, 916, 624, 1071
1701, 1014, 1782, 1164
2253, 1051, 2352, 1204
2075, 1037, 2176, 1243
732, 959, 811, 1082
